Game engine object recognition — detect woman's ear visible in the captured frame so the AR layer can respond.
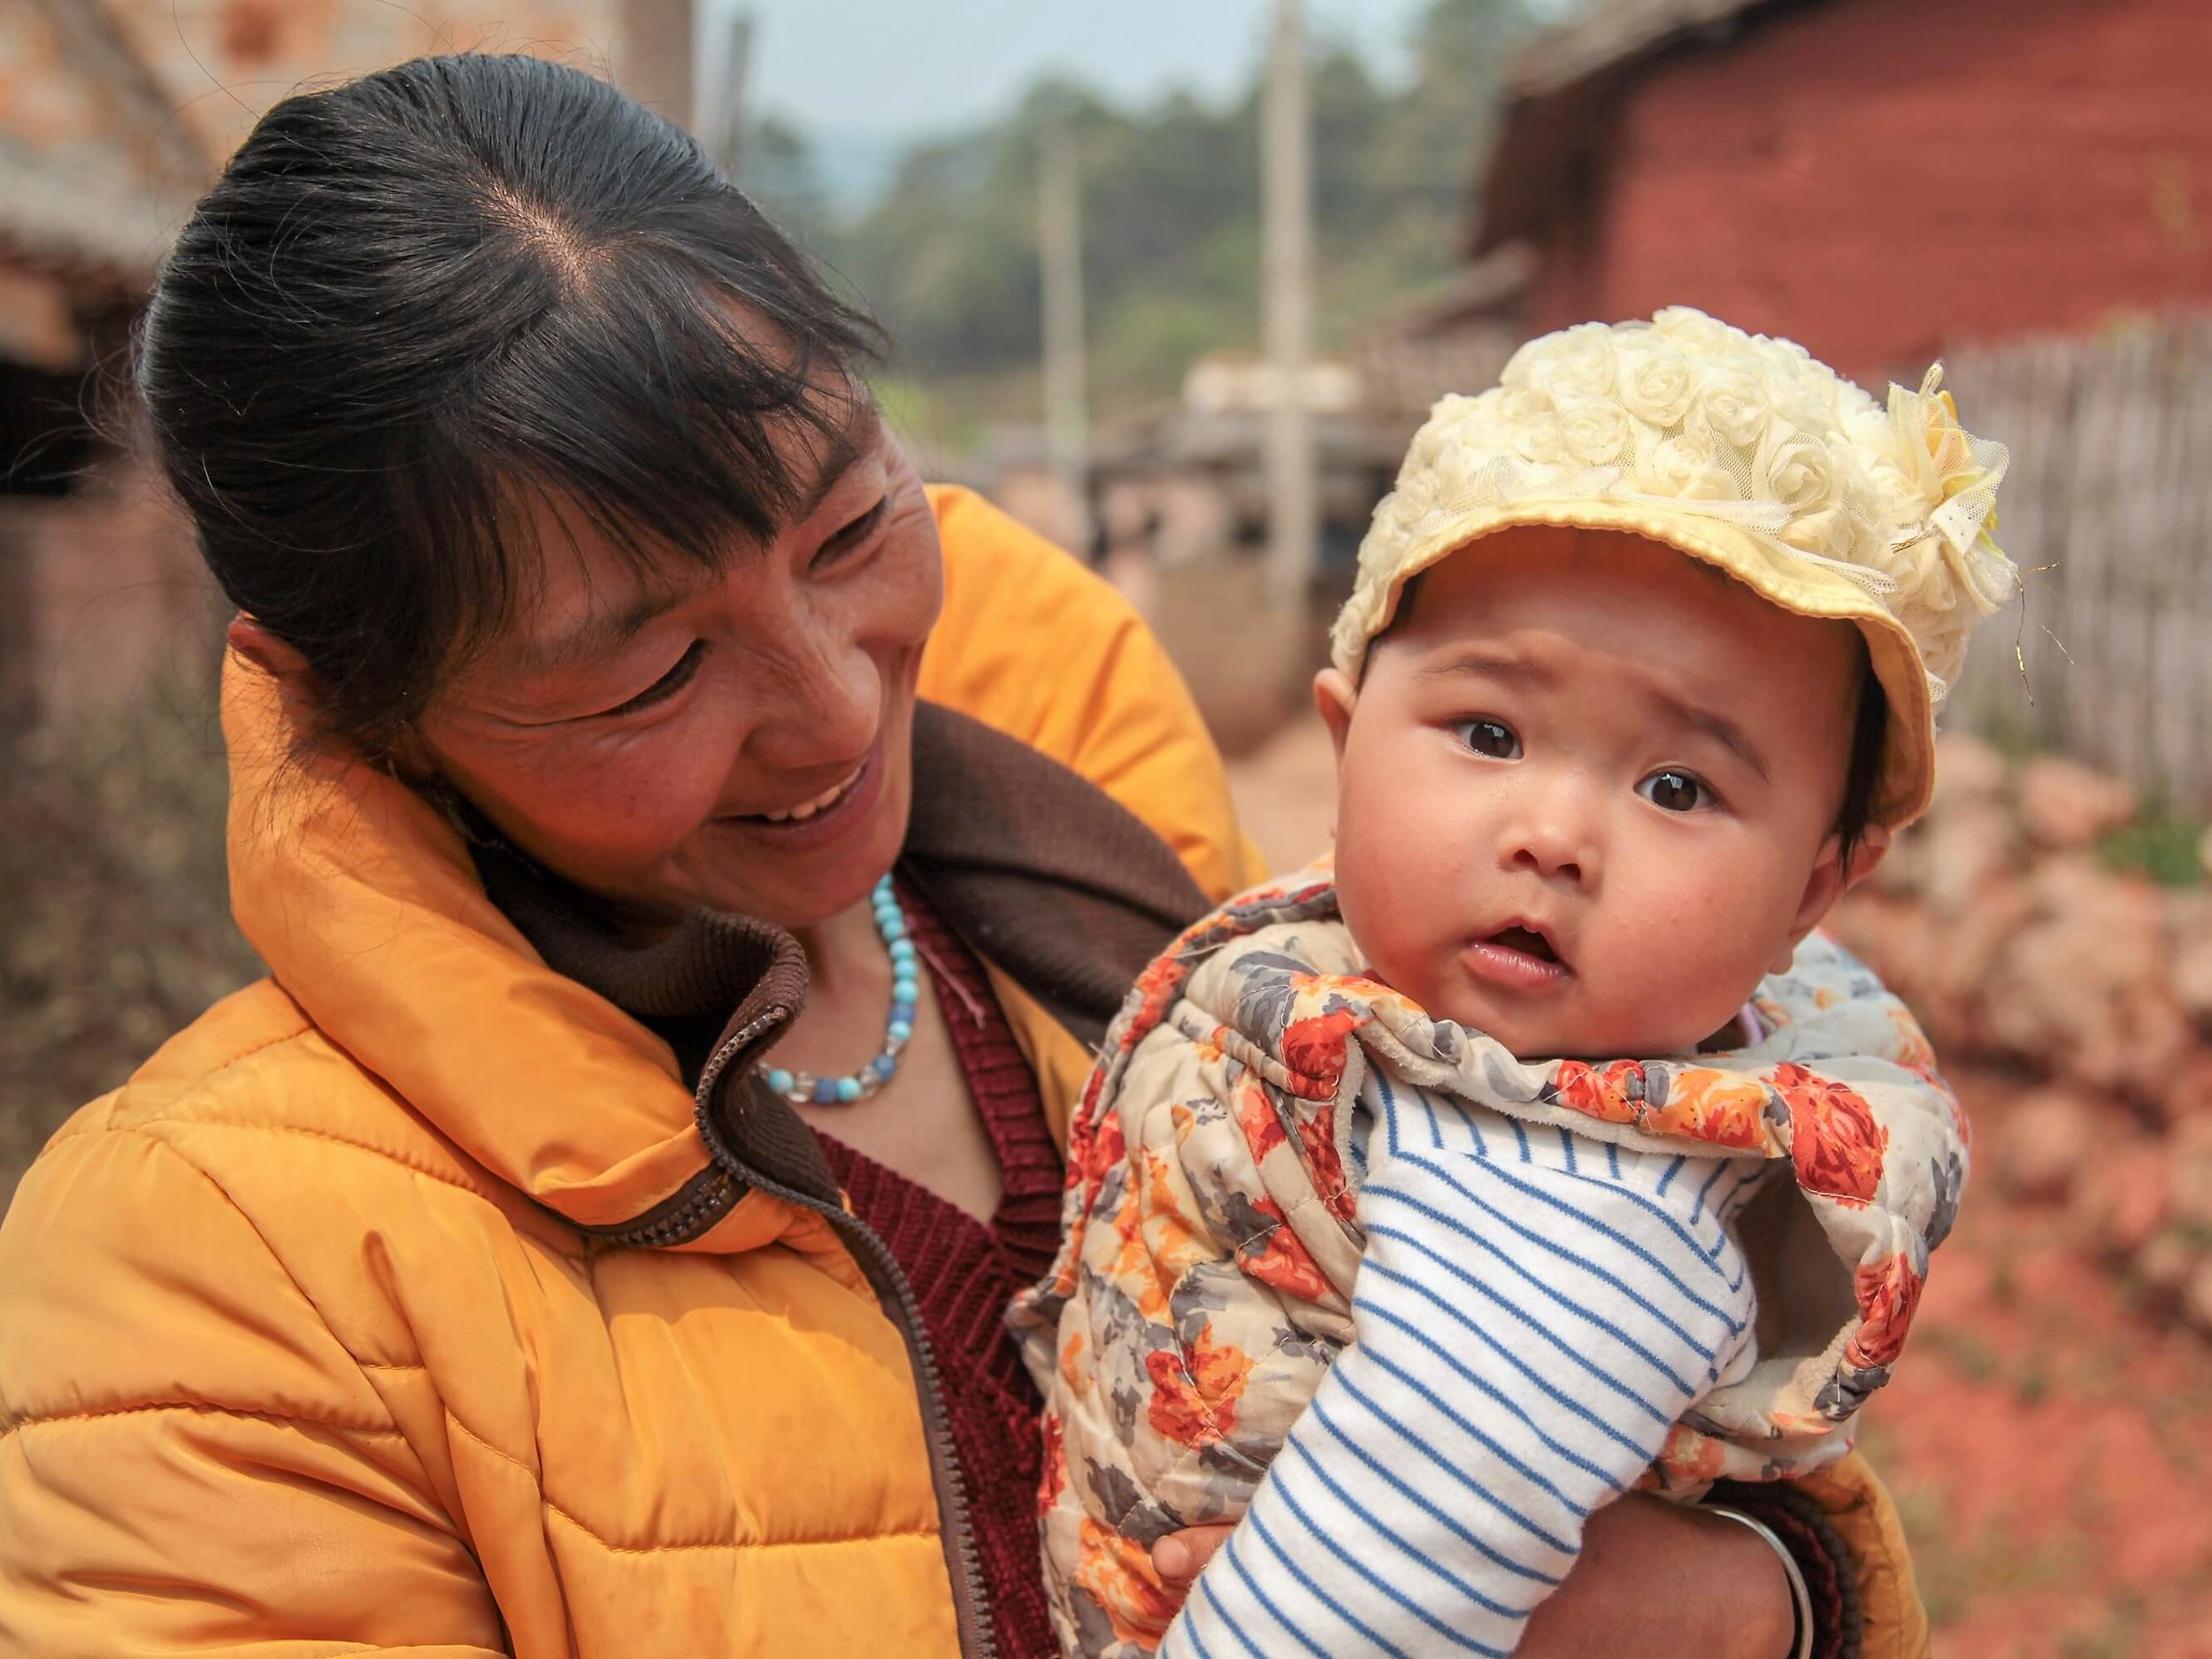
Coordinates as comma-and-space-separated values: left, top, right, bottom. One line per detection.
227, 615, 331, 739
227, 615, 311, 684
1770, 825, 1893, 973
227, 616, 434, 778
1313, 667, 1357, 761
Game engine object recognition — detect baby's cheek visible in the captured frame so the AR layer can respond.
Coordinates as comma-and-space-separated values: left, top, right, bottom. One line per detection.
1602, 868, 1791, 1037
1334, 825, 1443, 990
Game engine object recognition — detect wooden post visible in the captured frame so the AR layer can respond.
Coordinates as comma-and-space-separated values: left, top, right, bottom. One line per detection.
618, 0, 695, 132
1263, 0, 1317, 610
1041, 118, 1093, 557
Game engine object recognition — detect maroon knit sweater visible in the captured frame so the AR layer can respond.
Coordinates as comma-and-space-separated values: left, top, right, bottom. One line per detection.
814, 889, 1061, 1659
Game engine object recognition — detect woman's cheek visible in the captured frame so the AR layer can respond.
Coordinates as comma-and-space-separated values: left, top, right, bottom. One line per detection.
879, 518, 946, 649
543, 726, 732, 867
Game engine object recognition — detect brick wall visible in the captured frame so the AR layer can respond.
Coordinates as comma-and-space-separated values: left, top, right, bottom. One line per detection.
104, 0, 634, 171
1525, 0, 2212, 380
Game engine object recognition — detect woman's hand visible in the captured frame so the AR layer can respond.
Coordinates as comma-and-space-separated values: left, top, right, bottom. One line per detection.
1155, 1493, 1796, 1659
1519, 1494, 1797, 1659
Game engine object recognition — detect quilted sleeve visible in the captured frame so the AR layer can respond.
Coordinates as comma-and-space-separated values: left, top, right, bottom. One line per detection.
0, 1123, 504, 1659
1020, 1004, 1366, 1659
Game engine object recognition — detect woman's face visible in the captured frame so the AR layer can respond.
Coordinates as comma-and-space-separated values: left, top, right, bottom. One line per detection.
411, 404, 944, 933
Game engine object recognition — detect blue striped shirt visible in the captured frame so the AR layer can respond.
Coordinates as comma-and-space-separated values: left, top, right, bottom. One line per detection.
1163, 1069, 1763, 1659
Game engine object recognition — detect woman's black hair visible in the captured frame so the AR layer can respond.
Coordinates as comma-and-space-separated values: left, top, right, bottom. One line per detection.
137, 53, 886, 754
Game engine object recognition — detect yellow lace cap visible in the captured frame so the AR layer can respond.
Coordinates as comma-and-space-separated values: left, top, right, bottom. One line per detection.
1334, 308, 2016, 830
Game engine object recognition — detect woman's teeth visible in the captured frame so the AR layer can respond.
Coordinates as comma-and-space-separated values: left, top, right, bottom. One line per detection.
755, 769, 860, 824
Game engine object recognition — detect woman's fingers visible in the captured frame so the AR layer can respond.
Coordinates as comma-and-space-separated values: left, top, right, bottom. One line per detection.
1152, 1524, 1235, 1588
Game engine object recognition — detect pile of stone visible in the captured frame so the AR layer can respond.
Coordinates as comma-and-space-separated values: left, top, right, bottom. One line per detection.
1827, 738, 2212, 1334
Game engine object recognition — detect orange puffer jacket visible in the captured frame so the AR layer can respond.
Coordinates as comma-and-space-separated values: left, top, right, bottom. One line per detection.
0, 488, 1928, 1657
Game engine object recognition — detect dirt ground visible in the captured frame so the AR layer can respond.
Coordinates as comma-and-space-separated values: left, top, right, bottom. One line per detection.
1225, 718, 2212, 1659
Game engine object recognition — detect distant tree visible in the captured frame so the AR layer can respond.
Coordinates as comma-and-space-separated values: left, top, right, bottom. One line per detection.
817, 0, 1560, 427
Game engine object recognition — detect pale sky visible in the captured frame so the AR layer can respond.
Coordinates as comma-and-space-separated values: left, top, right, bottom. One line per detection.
701, 1, 1438, 147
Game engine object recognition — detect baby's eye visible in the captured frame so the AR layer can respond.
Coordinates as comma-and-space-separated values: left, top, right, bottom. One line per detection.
1454, 718, 1521, 759
1639, 769, 1712, 813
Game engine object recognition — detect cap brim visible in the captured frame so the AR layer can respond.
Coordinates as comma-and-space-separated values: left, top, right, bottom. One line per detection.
1338, 500, 1935, 828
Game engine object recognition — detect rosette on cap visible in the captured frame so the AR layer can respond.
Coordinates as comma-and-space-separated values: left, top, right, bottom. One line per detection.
1329, 307, 2020, 831
1868, 366, 2016, 694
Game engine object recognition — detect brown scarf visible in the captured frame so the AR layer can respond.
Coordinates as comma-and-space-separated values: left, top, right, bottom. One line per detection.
472, 701, 1211, 1207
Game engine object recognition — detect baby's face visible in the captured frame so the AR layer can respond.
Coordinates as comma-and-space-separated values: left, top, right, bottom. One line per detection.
1323, 526, 1870, 1060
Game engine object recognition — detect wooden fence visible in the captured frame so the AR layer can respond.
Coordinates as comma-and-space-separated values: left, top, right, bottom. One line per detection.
1937, 316, 2212, 811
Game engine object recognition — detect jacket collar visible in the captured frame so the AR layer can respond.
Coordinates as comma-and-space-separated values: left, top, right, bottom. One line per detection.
224, 657, 1204, 1245
223, 653, 811, 1250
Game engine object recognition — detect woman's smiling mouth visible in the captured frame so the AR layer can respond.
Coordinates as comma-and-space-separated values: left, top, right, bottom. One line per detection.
720, 742, 888, 855
744, 766, 864, 825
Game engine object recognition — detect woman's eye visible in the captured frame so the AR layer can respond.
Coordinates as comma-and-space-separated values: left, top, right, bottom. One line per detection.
1454, 718, 1521, 759
599, 641, 706, 718
1639, 770, 1711, 813
814, 496, 888, 566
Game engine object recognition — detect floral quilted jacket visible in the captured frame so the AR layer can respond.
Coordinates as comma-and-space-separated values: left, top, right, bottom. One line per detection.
1011, 871, 1969, 1654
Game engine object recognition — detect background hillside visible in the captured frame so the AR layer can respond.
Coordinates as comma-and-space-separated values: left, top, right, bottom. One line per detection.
745, 0, 1546, 442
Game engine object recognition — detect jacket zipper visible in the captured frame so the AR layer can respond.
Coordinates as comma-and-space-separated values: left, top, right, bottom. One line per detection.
600, 1006, 1000, 1659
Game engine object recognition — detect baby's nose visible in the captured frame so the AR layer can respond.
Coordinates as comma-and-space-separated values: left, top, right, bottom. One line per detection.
1504, 799, 1602, 887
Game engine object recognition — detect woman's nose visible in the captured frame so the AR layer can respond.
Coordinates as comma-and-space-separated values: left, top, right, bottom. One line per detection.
748, 628, 880, 771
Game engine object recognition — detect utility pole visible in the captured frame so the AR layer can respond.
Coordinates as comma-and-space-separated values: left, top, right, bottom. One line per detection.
1040, 117, 1093, 558
618, 0, 695, 132
1262, 0, 1317, 610
713, 9, 755, 183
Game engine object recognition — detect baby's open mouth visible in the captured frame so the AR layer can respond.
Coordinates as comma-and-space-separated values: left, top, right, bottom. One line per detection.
1489, 925, 1559, 964
1463, 922, 1572, 991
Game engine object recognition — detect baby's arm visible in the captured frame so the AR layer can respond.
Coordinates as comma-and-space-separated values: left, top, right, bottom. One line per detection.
1163, 1082, 1763, 1659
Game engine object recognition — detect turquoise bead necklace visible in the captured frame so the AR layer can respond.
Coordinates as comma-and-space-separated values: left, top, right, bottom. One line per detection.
759, 875, 918, 1105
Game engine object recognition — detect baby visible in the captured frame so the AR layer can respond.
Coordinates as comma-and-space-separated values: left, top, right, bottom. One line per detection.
1015, 309, 2011, 1658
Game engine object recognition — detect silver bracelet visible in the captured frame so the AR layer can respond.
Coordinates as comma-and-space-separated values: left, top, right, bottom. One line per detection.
1705, 1504, 1815, 1659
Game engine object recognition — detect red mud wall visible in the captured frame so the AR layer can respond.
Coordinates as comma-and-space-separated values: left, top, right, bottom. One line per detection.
1526, 0, 2212, 381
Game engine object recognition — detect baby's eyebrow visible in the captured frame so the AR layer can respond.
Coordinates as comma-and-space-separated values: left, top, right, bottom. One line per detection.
1417, 646, 1773, 783
1416, 648, 1556, 688
1652, 689, 1773, 785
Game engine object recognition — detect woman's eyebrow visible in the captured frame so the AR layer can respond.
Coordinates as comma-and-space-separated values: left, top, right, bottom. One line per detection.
789, 403, 886, 526
520, 584, 694, 675
514, 408, 890, 676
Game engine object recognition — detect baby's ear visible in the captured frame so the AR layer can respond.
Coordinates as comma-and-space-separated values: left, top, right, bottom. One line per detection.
1313, 667, 1357, 762
1773, 826, 1892, 973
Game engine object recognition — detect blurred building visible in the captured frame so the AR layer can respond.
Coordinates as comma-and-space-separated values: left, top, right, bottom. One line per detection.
1089, 353, 1392, 573
1459, 0, 2212, 807
0, 0, 695, 726
1473, 0, 2212, 380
